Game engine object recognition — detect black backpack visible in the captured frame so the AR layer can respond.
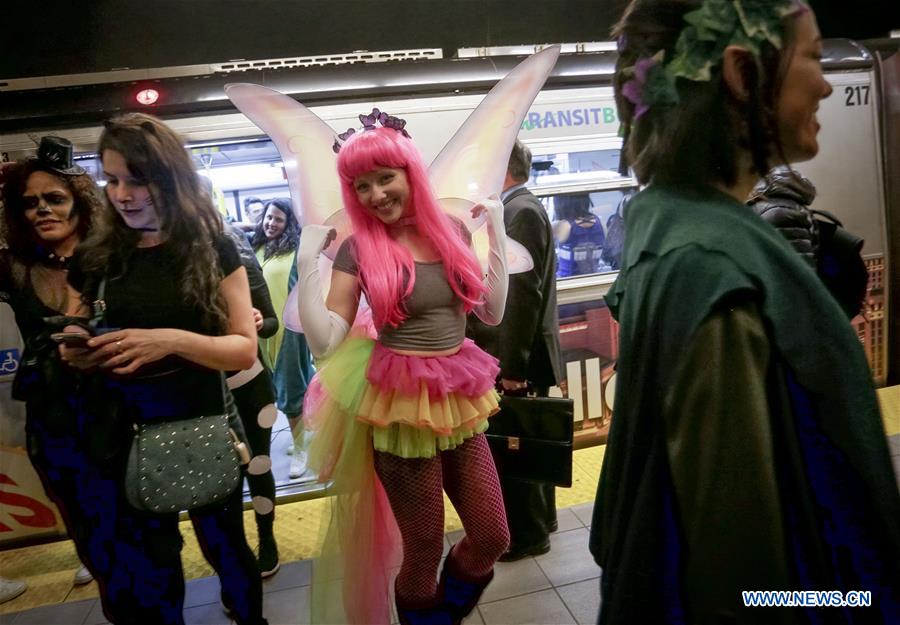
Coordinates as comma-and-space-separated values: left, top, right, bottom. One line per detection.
811, 210, 868, 319
602, 192, 631, 270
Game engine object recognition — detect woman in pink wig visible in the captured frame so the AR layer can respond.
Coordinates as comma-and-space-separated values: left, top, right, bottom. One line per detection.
297, 119, 510, 625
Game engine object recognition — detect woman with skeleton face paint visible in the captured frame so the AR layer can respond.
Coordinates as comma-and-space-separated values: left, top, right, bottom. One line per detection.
0, 137, 103, 595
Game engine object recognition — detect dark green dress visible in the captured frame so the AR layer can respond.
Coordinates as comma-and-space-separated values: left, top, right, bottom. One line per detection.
589, 184, 900, 624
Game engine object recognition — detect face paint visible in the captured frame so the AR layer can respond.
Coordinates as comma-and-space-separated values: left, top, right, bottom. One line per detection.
23, 170, 81, 246
102, 149, 161, 232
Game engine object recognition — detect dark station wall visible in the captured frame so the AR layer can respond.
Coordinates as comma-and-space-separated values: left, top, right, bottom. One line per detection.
0, 0, 895, 81
0, 0, 624, 80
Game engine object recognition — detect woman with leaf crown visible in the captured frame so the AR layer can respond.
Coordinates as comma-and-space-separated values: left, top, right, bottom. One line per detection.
590, 1, 900, 623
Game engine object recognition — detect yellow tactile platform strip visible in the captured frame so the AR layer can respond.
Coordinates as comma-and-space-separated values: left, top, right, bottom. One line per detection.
2, 381, 894, 616
0, 445, 605, 615
880, 385, 899, 436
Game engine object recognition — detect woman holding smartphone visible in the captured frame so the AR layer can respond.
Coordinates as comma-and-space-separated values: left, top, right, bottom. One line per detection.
0, 137, 102, 589
59, 114, 267, 625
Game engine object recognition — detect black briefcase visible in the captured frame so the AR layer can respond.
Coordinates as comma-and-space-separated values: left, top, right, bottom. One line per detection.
486, 395, 574, 487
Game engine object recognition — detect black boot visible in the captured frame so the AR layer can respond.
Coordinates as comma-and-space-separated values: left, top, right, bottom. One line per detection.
256, 514, 280, 578
396, 593, 452, 625
440, 549, 493, 624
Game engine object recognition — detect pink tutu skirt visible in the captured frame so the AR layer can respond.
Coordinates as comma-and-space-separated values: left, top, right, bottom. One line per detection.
305, 336, 501, 460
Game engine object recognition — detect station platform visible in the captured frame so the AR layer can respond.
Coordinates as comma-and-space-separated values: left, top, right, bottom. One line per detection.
1, 386, 897, 624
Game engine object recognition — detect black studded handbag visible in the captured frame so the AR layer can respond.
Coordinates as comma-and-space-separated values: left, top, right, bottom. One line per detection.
123, 384, 249, 514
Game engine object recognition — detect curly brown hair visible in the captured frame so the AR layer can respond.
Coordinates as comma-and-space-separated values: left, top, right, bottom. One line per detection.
0, 160, 102, 263
76, 113, 228, 331
613, 0, 798, 188
250, 198, 300, 260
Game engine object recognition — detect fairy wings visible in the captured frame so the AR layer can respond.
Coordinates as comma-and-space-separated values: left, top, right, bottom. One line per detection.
225, 46, 560, 331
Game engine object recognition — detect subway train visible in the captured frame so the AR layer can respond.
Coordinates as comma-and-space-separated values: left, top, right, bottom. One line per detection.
0, 37, 897, 544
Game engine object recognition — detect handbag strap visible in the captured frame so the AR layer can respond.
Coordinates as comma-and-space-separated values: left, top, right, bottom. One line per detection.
95, 274, 235, 440
89, 276, 108, 332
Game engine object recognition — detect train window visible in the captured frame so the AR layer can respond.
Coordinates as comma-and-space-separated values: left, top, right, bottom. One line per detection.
529, 146, 625, 188
530, 147, 619, 183
187, 139, 290, 221
73, 154, 102, 181
540, 188, 633, 278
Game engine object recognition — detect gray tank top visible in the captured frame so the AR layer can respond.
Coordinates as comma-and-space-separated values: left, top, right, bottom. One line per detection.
332, 237, 466, 351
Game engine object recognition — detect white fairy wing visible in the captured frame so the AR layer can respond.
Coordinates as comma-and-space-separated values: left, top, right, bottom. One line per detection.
439, 197, 534, 273
281, 256, 334, 333
428, 46, 560, 202
225, 84, 349, 333
283, 284, 302, 333
223, 83, 344, 233
472, 229, 535, 274
429, 46, 559, 273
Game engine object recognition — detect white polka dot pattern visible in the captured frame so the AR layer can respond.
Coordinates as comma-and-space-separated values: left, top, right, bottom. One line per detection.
252, 495, 274, 515
257, 404, 277, 428
248, 455, 272, 475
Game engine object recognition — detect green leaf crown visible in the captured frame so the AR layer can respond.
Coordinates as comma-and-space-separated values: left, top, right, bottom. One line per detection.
622, 0, 803, 118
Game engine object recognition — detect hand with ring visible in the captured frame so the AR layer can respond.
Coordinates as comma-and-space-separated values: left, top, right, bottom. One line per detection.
87, 328, 174, 375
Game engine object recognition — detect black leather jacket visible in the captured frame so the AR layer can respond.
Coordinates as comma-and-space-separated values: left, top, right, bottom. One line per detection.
748, 167, 818, 268
749, 167, 867, 319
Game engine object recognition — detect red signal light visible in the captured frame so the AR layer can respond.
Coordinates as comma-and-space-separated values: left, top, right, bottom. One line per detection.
136, 88, 160, 106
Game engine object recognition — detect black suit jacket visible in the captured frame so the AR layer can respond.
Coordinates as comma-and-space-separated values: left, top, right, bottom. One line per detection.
468, 186, 562, 388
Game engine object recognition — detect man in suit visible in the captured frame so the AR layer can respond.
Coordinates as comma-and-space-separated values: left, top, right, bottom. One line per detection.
468, 140, 563, 561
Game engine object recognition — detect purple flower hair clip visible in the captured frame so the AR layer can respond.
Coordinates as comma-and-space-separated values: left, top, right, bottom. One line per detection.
619, 50, 678, 120
621, 55, 659, 119
332, 108, 412, 152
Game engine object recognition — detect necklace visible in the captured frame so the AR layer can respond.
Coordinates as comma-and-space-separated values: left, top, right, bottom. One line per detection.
38, 249, 71, 270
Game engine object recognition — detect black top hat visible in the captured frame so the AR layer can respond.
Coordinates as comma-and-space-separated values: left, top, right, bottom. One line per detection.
34, 136, 85, 176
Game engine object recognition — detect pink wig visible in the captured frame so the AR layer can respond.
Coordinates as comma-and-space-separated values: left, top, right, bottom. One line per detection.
337, 127, 486, 329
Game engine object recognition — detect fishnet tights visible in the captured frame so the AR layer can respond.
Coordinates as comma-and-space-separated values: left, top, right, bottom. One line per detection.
374, 434, 509, 603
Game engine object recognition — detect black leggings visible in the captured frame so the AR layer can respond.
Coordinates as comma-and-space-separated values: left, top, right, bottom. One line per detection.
113, 484, 266, 625
229, 363, 277, 533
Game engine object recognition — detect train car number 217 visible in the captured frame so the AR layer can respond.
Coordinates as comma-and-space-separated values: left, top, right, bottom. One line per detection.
844, 85, 870, 107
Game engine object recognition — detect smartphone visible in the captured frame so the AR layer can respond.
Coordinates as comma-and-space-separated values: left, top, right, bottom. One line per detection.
50, 332, 92, 347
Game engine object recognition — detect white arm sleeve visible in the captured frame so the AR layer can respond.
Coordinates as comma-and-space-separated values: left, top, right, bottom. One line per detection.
472, 195, 509, 326
296, 225, 351, 359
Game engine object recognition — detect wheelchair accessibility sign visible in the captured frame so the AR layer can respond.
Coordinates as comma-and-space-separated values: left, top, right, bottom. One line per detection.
0, 349, 20, 379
